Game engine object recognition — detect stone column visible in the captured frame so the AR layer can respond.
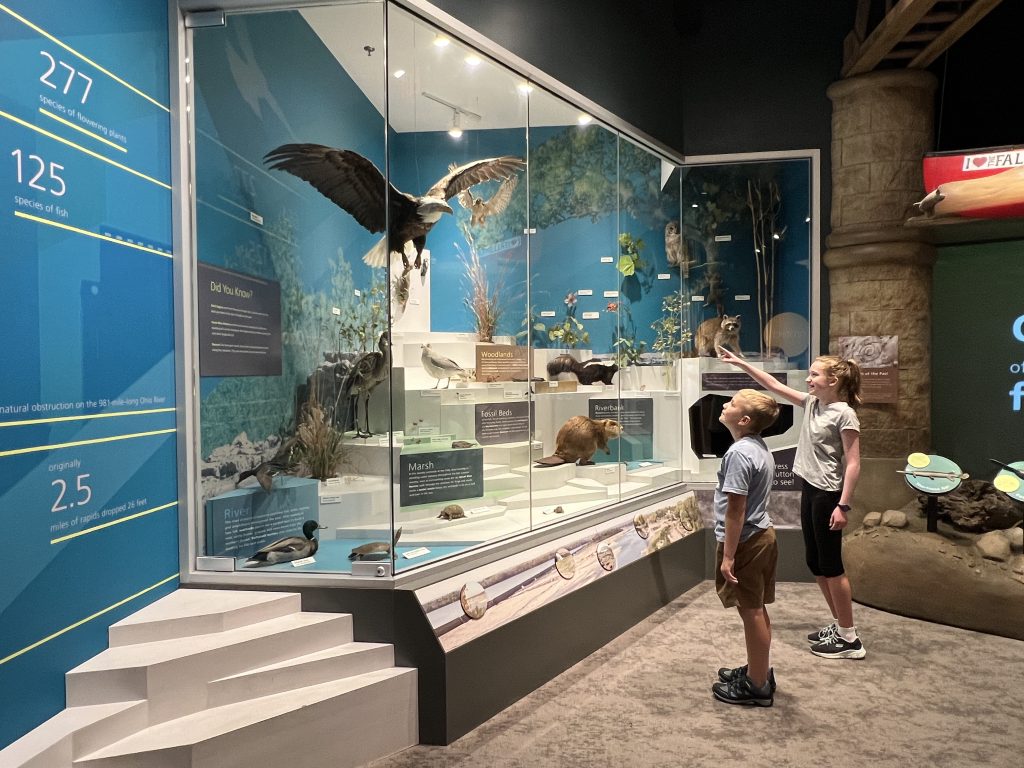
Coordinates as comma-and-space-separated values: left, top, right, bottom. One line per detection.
824, 70, 937, 508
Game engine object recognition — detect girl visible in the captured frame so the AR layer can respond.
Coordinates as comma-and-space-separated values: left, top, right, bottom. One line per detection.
717, 348, 865, 659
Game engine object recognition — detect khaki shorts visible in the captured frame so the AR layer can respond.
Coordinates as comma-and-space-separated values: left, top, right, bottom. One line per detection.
716, 526, 778, 609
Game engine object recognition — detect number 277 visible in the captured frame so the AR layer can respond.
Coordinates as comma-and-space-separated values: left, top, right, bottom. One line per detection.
40, 51, 93, 104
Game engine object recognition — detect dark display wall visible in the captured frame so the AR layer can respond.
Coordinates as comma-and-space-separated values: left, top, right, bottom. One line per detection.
0, 0, 178, 748
932, 241, 1024, 478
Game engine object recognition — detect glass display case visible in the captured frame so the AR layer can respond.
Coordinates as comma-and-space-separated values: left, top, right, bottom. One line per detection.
185, 1, 814, 577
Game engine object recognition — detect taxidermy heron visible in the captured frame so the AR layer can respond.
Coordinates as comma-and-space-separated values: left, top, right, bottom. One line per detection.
264, 144, 525, 271
341, 330, 391, 438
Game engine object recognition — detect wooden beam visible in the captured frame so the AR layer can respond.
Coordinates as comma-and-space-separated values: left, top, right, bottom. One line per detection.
842, 0, 941, 77
903, 30, 942, 42
910, 0, 1005, 68
854, 0, 871, 41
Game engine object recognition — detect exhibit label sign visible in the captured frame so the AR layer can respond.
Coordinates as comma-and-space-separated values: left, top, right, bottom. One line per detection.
838, 335, 899, 404
400, 448, 484, 506
475, 344, 528, 382
205, 477, 319, 559
198, 262, 283, 377
589, 398, 653, 436
701, 371, 787, 392
474, 400, 532, 445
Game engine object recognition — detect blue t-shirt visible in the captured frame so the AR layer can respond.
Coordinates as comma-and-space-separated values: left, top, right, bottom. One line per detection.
713, 435, 774, 543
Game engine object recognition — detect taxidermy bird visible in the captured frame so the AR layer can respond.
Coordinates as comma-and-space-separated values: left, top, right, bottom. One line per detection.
236, 436, 298, 493
420, 344, 470, 389
455, 169, 519, 227
664, 220, 694, 277
264, 144, 525, 271
349, 526, 403, 561
341, 330, 391, 438
243, 519, 325, 567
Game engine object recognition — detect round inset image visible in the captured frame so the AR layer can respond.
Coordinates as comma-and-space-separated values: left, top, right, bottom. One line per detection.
596, 542, 616, 571
554, 547, 576, 579
633, 513, 650, 539
907, 452, 930, 468
460, 582, 488, 620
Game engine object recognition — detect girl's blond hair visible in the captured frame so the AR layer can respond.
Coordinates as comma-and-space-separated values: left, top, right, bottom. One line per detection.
816, 355, 863, 407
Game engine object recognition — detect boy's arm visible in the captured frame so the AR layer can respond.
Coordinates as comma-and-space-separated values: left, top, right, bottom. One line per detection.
720, 492, 747, 584
717, 348, 807, 407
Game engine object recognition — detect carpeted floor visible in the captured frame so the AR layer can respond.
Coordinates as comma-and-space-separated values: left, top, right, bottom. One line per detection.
370, 582, 1023, 768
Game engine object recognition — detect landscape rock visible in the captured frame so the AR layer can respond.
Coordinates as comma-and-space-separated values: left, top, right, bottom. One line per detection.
881, 509, 908, 528
975, 531, 1011, 562
863, 512, 882, 528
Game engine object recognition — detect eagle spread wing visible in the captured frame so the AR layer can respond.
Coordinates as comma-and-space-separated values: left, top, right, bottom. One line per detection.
426, 156, 526, 201
264, 143, 403, 233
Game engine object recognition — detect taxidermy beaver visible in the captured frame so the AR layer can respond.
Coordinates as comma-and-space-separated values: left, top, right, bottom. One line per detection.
695, 314, 744, 358
546, 354, 619, 385
535, 416, 623, 467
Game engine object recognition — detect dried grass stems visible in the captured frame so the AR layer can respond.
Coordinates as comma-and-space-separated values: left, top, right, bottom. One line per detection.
458, 230, 503, 343
294, 394, 348, 481
746, 179, 783, 357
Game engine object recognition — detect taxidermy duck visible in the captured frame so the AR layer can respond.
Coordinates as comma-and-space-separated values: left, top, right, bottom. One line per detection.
264, 144, 524, 272
243, 519, 325, 567
349, 526, 403, 561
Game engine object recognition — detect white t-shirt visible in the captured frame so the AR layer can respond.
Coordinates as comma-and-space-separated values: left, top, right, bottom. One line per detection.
793, 395, 860, 491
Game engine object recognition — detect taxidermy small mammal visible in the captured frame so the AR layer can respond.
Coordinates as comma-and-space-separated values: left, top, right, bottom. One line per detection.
546, 354, 618, 385
695, 314, 744, 358
535, 416, 623, 467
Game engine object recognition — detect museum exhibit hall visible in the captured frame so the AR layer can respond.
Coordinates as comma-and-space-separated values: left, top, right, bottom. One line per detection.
1, 1, 1021, 766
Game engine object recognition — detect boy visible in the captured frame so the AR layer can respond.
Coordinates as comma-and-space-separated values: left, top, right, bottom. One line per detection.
710, 389, 780, 707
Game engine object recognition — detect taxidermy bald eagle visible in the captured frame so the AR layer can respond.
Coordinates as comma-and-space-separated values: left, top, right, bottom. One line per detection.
264, 144, 525, 271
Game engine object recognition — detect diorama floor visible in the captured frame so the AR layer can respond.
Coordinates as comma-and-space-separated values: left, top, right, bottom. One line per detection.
370, 582, 1022, 768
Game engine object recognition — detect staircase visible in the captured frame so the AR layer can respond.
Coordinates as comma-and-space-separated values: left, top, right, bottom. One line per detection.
0, 590, 417, 768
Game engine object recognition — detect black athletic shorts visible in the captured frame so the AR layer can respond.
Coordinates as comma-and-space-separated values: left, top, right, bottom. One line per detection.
800, 480, 845, 578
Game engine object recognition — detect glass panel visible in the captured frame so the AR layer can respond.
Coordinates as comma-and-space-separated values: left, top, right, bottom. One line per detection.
191, 2, 390, 573
616, 138, 685, 501
526, 89, 621, 525
387, 6, 530, 570
678, 158, 812, 483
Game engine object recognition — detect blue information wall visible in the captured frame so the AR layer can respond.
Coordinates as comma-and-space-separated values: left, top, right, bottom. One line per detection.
0, 0, 178, 748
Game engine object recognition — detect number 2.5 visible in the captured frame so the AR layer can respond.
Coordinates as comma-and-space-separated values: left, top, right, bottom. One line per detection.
51, 474, 92, 512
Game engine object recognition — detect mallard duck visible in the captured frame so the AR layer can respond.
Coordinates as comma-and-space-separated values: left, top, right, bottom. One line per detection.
243, 519, 325, 567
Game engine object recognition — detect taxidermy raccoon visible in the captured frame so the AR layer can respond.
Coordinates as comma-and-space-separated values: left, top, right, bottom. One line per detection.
546, 354, 619, 385
695, 314, 744, 358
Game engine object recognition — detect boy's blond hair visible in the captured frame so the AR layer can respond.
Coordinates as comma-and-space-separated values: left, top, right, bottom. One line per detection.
735, 388, 780, 434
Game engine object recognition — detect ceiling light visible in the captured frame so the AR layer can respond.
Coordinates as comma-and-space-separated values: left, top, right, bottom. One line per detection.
448, 109, 463, 139
691, 203, 698, 208
517, 82, 533, 95
805, 216, 811, 223
577, 113, 592, 125
393, 69, 406, 79
433, 35, 450, 48
465, 54, 482, 67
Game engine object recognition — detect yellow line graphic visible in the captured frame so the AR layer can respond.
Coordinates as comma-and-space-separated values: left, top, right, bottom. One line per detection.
0, 109, 170, 189
0, 573, 179, 666
51, 501, 178, 544
39, 107, 128, 153
0, 428, 176, 458
13, 211, 173, 258
0, 3, 169, 113
0, 407, 176, 429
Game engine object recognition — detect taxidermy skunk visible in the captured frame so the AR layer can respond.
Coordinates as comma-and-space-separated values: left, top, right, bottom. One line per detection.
546, 354, 618, 385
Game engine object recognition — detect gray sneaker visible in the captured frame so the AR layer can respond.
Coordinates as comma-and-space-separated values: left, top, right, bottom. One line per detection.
807, 622, 837, 644
717, 664, 777, 694
810, 633, 866, 659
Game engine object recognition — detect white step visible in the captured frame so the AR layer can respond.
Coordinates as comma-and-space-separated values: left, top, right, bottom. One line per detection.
207, 642, 395, 706
0, 701, 147, 768
484, 471, 529, 491
628, 464, 681, 484
482, 441, 542, 466
108, 590, 300, 647
500, 484, 607, 510
513, 461, 576, 489
67, 613, 353, 723
74, 668, 417, 768
574, 463, 624, 485
482, 462, 510, 479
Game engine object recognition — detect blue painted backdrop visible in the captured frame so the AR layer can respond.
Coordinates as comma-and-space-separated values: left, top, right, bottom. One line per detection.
0, 0, 178, 748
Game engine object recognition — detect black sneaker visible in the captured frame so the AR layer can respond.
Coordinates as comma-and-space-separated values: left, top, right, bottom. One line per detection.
810, 633, 866, 659
711, 674, 773, 707
717, 664, 777, 694
807, 623, 837, 644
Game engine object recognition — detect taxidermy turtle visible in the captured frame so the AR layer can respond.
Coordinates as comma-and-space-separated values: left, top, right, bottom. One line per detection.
349, 526, 402, 561
438, 504, 465, 520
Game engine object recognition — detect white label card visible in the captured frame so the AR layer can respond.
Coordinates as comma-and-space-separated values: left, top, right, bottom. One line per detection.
402, 547, 431, 559
735, 294, 751, 301
714, 234, 732, 242
291, 557, 315, 567
540, 310, 556, 317
657, 273, 671, 280
249, 212, 264, 225
331, 306, 341, 315
691, 295, 705, 302
603, 290, 618, 298
457, 392, 473, 401
354, 289, 361, 297
577, 289, 593, 296
600, 256, 614, 263
581, 311, 599, 320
